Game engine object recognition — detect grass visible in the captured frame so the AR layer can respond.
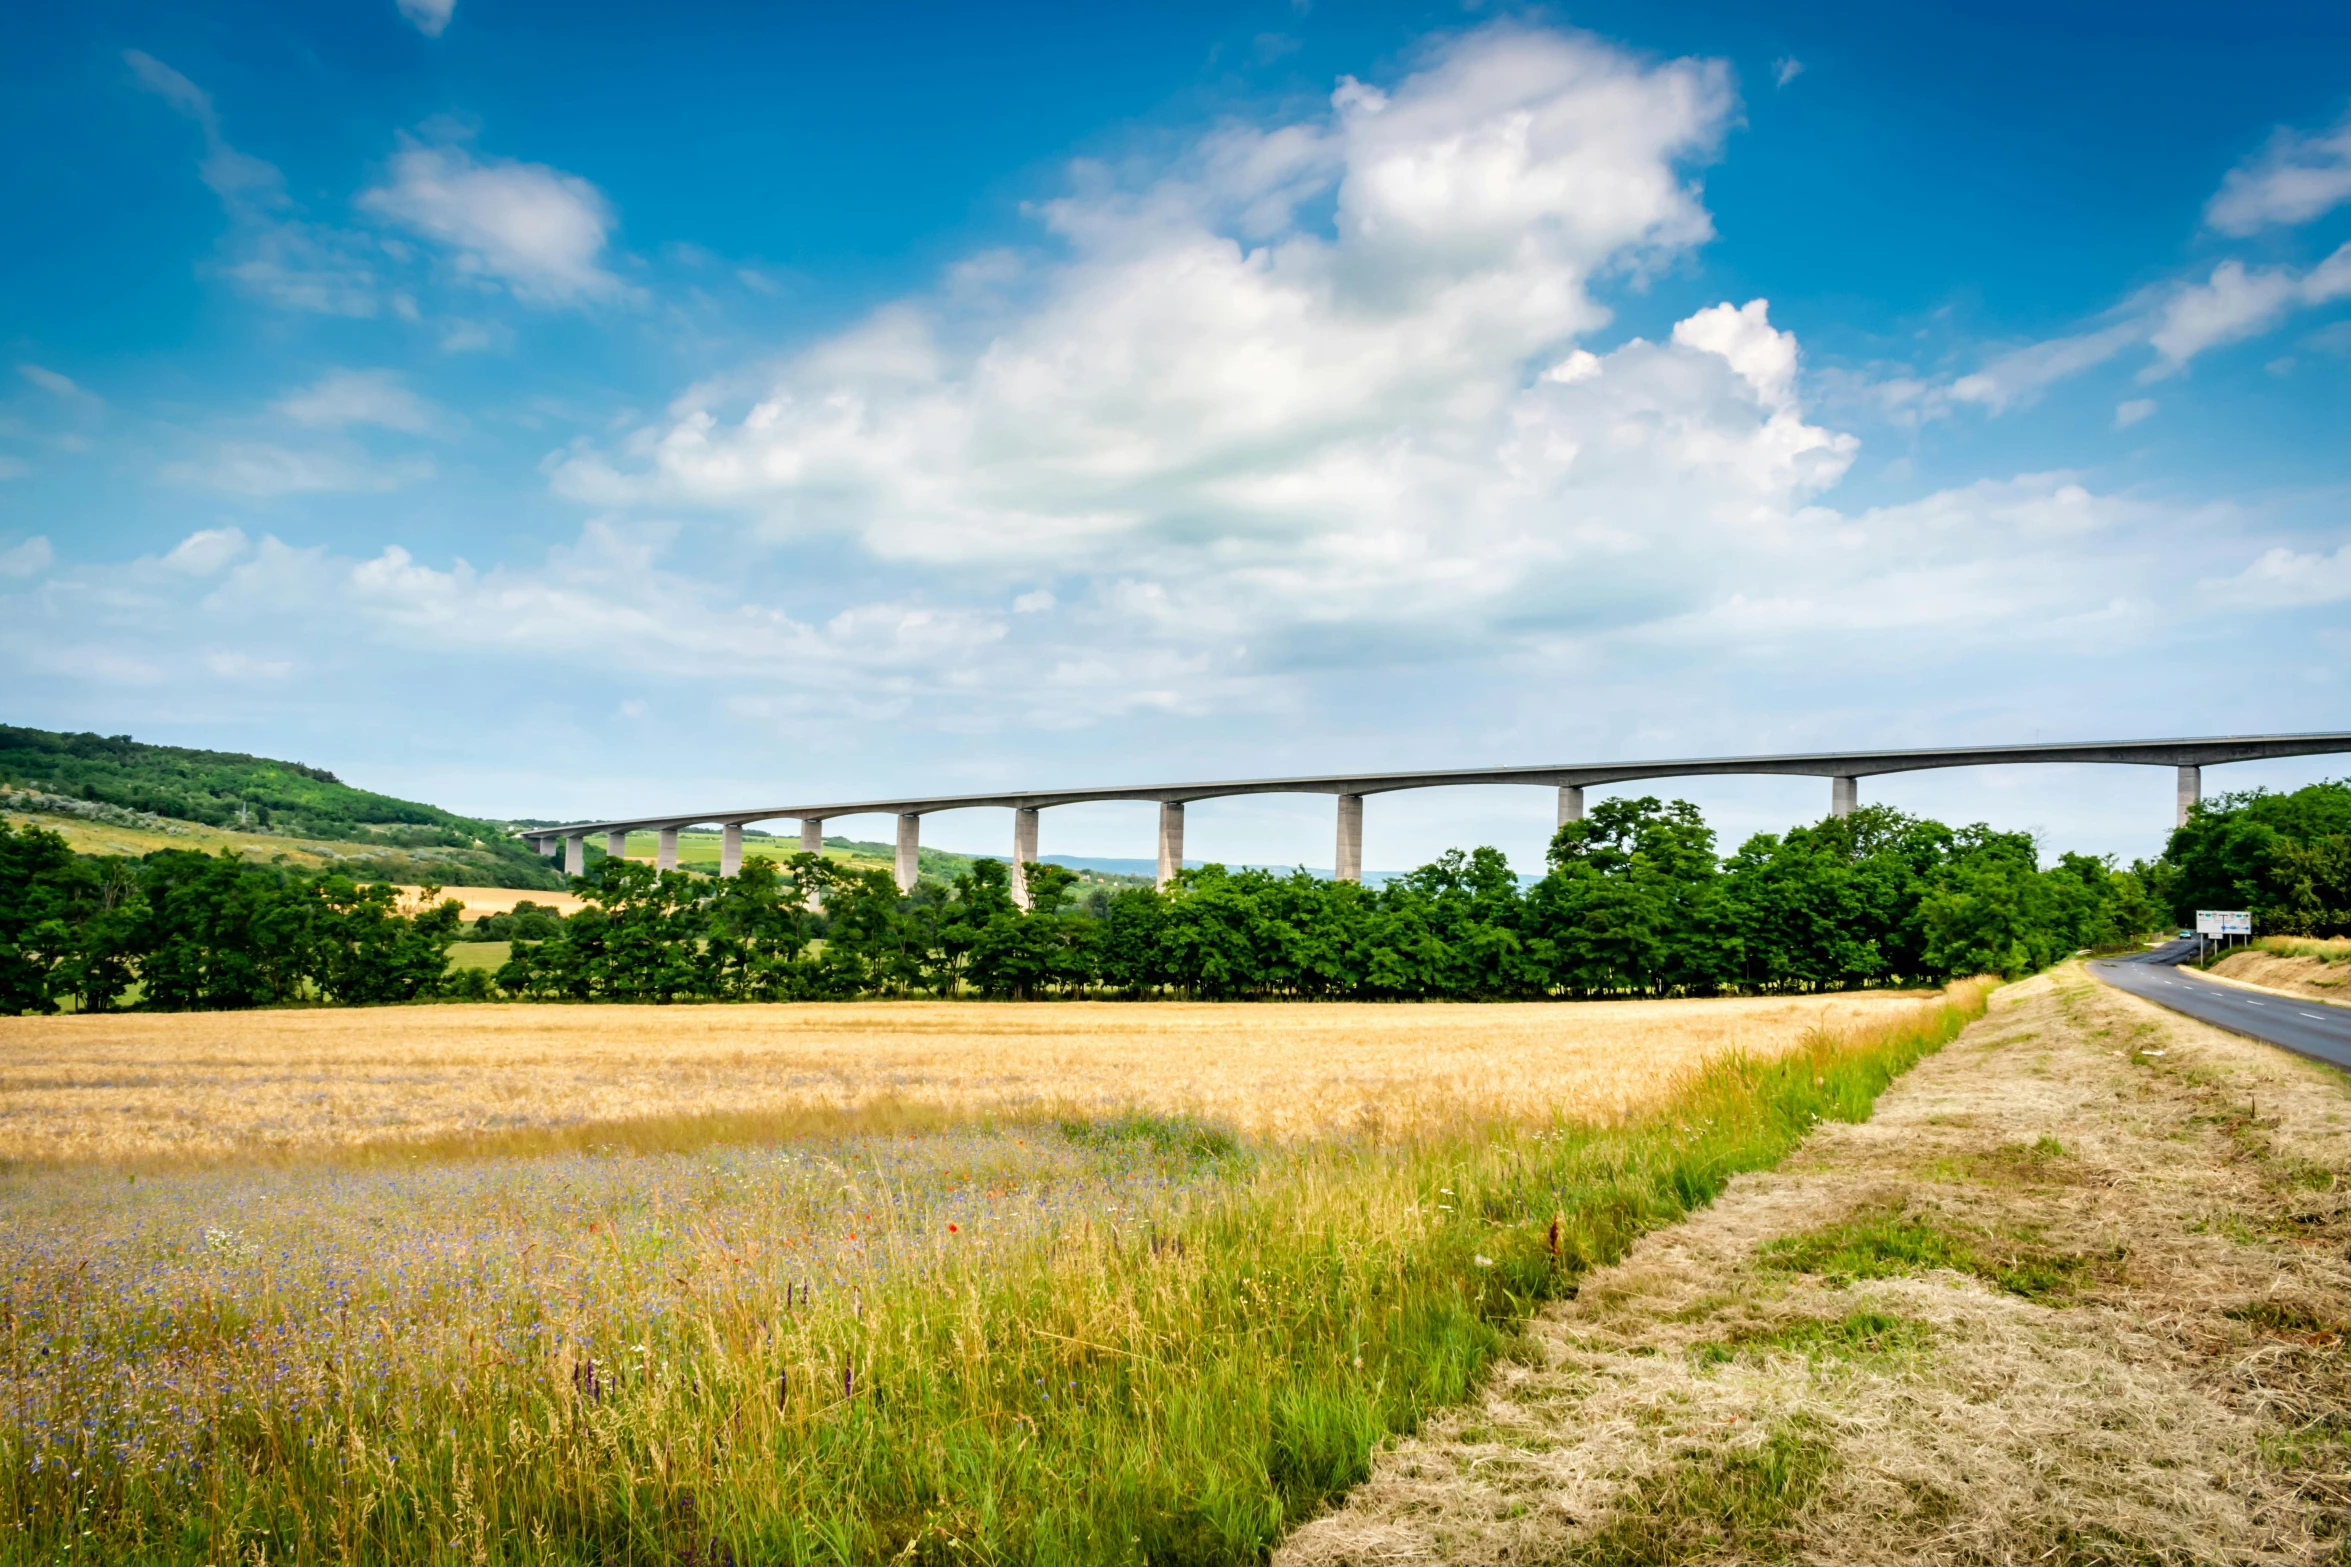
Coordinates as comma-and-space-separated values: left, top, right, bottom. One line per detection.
1565, 1421, 1837, 1564
1758, 1203, 2108, 1303
1688, 1309, 1935, 1366
0, 809, 369, 868
0, 991, 1935, 1165
2251, 936, 2351, 964
0, 982, 1989, 1564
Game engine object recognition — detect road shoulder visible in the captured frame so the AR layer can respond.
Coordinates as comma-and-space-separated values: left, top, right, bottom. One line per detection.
2206, 949, 2351, 1010
1279, 966, 2351, 1566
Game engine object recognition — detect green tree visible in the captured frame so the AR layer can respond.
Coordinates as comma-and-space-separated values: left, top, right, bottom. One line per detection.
309, 879, 465, 1004
0, 821, 89, 1013
1526, 797, 1730, 995
128, 852, 313, 1010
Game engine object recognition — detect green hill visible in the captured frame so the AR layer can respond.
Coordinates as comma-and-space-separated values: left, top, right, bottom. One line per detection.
0, 724, 566, 889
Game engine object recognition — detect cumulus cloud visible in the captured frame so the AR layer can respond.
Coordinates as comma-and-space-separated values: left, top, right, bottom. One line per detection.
360, 138, 626, 305
2207, 105, 2351, 234
274, 369, 442, 433
395, 0, 455, 39
2113, 398, 2155, 428
549, 23, 1834, 684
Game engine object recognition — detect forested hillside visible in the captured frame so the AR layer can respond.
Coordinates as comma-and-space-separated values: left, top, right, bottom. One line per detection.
0, 725, 561, 888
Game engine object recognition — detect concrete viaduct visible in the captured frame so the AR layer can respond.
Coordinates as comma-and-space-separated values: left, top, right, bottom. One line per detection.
518, 732, 2351, 909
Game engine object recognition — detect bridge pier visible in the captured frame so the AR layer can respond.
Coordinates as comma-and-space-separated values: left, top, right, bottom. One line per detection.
2177, 765, 2200, 829
799, 819, 824, 909
1335, 793, 1364, 883
1831, 776, 1858, 819
538, 836, 560, 859
896, 813, 921, 893
1011, 807, 1040, 910
1557, 784, 1584, 827
656, 827, 678, 872
564, 834, 585, 877
605, 829, 626, 861
720, 823, 742, 878
1156, 802, 1184, 889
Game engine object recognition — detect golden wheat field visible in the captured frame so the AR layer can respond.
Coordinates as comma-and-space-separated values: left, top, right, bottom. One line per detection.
0, 993, 1933, 1163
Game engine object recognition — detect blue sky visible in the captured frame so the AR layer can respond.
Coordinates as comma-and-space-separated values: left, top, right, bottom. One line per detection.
3, 0, 2347, 874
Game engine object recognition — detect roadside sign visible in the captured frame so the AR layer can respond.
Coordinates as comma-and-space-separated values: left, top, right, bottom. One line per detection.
2195, 910, 2251, 936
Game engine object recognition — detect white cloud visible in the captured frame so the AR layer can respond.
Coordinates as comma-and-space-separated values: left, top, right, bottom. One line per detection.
2144, 259, 2301, 371
395, 0, 456, 39
162, 528, 250, 575
205, 649, 295, 680
1947, 237, 2351, 406
161, 443, 433, 496
360, 138, 626, 305
18, 363, 98, 403
437, 318, 512, 353
220, 225, 387, 317
2204, 542, 2351, 607
1542, 348, 1602, 384
1013, 589, 1056, 613
124, 50, 284, 205
2144, 245, 2351, 374
1671, 298, 1798, 409
2113, 397, 2155, 429
552, 22, 1801, 673
1949, 322, 2140, 413
2207, 106, 2351, 234
126, 51, 394, 317
0, 536, 53, 577
0, 457, 28, 480
1772, 57, 1803, 88
274, 369, 442, 433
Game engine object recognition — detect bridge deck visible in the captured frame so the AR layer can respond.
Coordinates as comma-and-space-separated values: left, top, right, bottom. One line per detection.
518, 731, 2351, 840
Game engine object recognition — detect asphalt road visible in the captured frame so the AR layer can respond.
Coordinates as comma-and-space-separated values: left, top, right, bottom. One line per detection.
2090, 939, 2351, 1072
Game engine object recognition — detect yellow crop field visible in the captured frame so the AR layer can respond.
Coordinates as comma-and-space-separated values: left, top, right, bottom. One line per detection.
0, 992, 1930, 1163
0, 808, 341, 866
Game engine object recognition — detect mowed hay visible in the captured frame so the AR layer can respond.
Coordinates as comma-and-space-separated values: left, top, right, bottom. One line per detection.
0, 993, 1930, 1163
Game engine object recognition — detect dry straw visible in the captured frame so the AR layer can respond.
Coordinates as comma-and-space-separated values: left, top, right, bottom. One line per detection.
0, 992, 1932, 1165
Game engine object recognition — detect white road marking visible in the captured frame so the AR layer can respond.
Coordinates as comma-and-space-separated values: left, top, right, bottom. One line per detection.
2307, 1013, 2329, 1020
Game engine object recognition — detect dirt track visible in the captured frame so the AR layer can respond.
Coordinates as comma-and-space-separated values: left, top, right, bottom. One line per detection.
1283, 966, 2351, 1566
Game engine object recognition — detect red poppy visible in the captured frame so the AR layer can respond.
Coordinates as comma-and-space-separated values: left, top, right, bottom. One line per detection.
947, 1223, 960, 1233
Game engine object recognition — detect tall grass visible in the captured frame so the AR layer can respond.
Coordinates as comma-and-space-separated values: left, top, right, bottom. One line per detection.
2, 982, 1991, 1565
2249, 935, 2351, 965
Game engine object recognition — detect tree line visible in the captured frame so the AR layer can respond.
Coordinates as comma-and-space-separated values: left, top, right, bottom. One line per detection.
0, 833, 463, 1015
2152, 780, 2351, 937
4, 792, 2182, 1013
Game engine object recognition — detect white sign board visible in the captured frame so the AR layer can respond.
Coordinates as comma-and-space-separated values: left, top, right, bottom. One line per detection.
2196, 910, 2251, 936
